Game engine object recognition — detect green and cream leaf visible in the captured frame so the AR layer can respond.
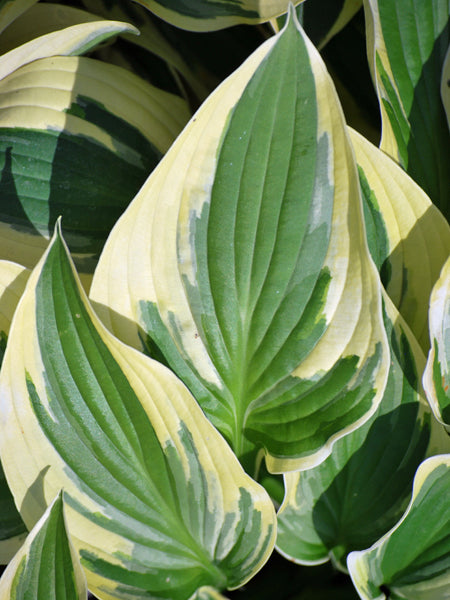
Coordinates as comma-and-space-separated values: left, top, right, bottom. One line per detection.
0, 223, 276, 600
276, 293, 444, 569
423, 256, 450, 430
91, 10, 389, 474
350, 127, 450, 352
0, 492, 87, 599
348, 454, 450, 600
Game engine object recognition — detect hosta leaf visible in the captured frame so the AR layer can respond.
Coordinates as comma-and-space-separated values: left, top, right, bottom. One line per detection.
0, 492, 87, 599
423, 256, 450, 429
276, 293, 444, 570
348, 454, 450, 600
190, 588, 229, 600
0, 54, 189, 284
0, 260, 29, 564
0, 222, 276, 600
0, 0, 38, 34
131, 0, 304, 32
91, 9, 389, 474
363, 0, 450, 215
349, 127, 450, 352
0, 18, 138, 82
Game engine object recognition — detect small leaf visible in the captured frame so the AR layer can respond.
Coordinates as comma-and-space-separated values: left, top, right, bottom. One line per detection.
0, 223, 276, 599
350, 127, 450, 352
363, 0, 450, 215
423, 256, 450, 429
348, 454, 450, 600
0, 491, 87, 599
276, 293, 444, 569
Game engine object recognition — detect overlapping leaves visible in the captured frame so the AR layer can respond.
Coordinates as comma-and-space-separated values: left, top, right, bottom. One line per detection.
0, 223, 276, 599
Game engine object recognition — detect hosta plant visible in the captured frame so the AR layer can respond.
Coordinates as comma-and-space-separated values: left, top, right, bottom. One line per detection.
0, 0, 449, 599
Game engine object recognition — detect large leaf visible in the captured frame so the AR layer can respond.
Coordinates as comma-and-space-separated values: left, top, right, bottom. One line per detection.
131, 0, 304, 31
363, 0, 450, 216
90, 9, 389, 474
349, 128, 450, 352
0, 222, 276, 600
0, 54, 189, 285
348, 454, 450, 599
276, 293, 447, 570
0, 492, 87, 599
0, 260, 29, 564
423, 256, 450, 430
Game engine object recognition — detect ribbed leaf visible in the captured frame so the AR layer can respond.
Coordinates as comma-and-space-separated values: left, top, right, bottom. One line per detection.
349, 128, 450, 352
363, 0, 450, 216
0, 54, 189, 282
423, 256, 450, 430
0, 492, 87, 599
91, 9, 389, 474
276, 293, 446, 569
0, 223, 276, 600
0, 0, 37, 34
0, 260, 29, 564
131, 0, 304, 31
0, 19, 138, 81
348, 454, 450, 600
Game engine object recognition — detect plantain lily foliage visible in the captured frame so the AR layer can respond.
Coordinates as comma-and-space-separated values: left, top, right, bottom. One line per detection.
0, 0, 449, 599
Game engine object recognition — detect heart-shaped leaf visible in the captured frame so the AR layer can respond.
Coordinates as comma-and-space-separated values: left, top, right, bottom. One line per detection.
0, 222, 276, 599
91, 9, 389, 474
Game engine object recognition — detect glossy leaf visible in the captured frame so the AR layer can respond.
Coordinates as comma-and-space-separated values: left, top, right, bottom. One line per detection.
91, 9, 389, 474
276, 293, 446, 569
348, 454, 450, 600
0, 54, 189, 284
363, 0, 450, 216
132, 0, 304, 31
0, 260, 29, 564
0, 492, 87, 599
0, 223, 276, 600
423, 256, 450, 430
349, 127, 450, 352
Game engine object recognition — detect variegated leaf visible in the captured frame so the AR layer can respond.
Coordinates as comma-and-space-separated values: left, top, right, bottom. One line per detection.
91, 9, 389, 474
0, 54, 189, 286
300, 0, 362, 49
131, 0, 304, 31
276, 292, 448, 570
0, 260, 29, 564
0, 0, 37, 34
349, 127, 450, 352
0, 222, 276, 600
348, 454, 450, 600
0, 18, 138, 82
363, 0, 450, 215
423, 256, 450, 430
0, 492, 87, 599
